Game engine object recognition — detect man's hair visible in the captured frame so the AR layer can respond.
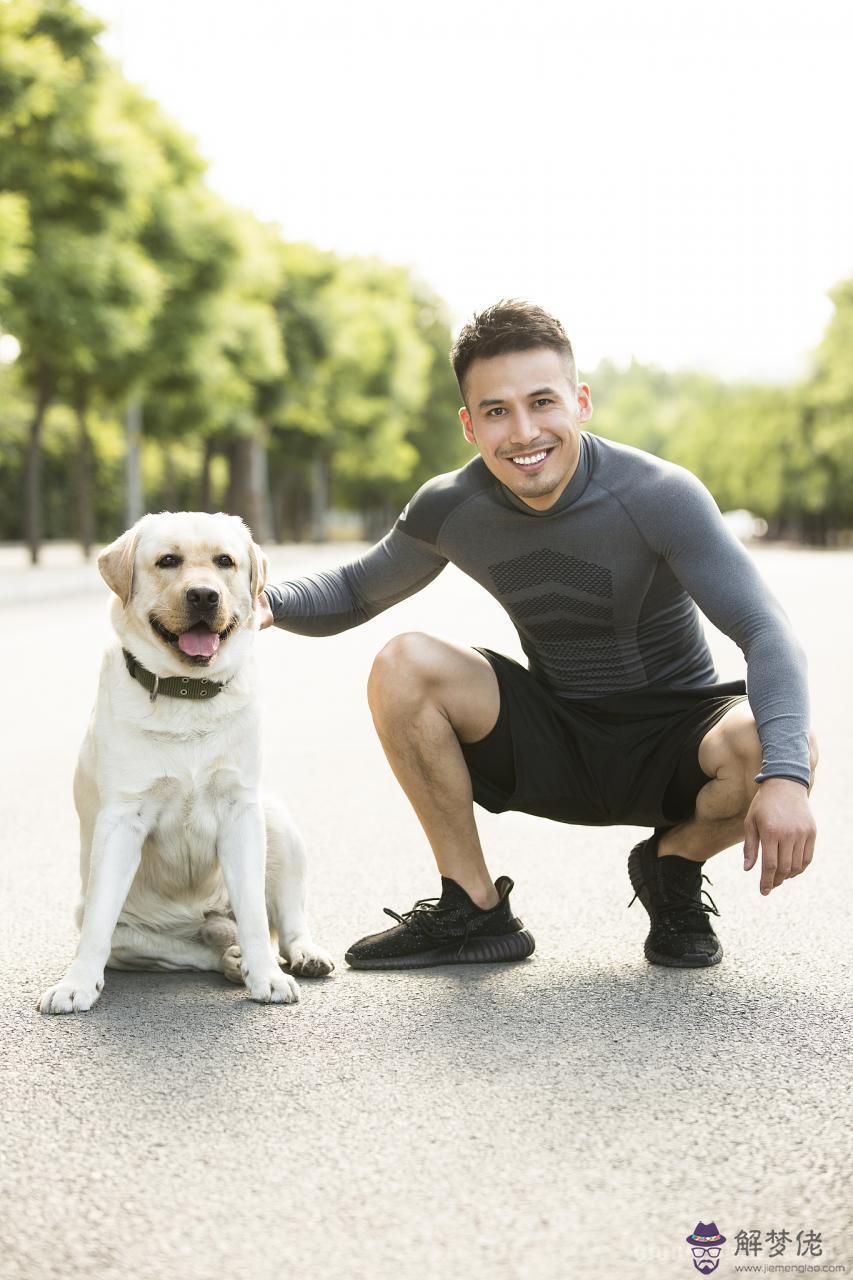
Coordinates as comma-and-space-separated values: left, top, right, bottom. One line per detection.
450, 299, 577, 400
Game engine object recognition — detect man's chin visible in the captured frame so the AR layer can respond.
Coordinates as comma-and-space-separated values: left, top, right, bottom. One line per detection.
504, 472, 564, 505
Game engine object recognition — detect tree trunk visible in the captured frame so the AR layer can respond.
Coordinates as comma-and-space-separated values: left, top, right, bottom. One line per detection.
226, 436, 250, 520
199, 436, 216, 512
75, 387, 94, 559
162, 441, 178, 511
271, 461, 310, 542
310, 457, 328, 543
24, 374, 53, 565
125, 400, 144, 527
246, 422, 273, 541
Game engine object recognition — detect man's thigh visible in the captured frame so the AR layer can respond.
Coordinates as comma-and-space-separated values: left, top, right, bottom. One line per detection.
696, 701, 762, 782
458, 648, 612, 823
457, 652, 752, 828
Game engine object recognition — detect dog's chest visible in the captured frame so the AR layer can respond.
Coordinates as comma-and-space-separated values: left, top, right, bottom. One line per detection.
139, 734, 258, 874
154, 774, 223, 839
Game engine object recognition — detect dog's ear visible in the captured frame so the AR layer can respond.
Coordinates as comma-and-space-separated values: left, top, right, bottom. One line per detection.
247, 539, 269, 601
98, 525, 141, 607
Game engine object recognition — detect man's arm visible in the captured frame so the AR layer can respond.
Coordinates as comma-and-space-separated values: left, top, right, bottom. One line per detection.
635, 464, 816, 893
259, 522, 448, 637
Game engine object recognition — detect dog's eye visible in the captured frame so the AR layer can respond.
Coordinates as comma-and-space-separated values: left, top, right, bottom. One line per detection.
214, 554, 235, 569
157, 555, 181, 569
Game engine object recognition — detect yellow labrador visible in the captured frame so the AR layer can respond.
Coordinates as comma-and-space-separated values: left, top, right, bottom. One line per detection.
37, 511, 333, 1014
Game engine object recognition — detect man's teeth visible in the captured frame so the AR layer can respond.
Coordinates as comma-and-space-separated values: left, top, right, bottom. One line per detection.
512, 450, 548, 466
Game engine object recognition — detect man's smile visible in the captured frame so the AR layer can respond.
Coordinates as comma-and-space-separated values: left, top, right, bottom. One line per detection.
502, 444, 558, 475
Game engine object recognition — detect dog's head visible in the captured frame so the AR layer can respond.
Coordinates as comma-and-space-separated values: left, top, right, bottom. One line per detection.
99, 511, 269, 679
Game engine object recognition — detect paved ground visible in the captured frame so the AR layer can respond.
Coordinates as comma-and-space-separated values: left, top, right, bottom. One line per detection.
0, 543, 850, 1280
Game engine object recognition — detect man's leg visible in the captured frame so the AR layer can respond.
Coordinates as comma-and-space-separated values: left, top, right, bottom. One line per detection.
628, 703, 819, 967
366, 631, 502, 909
658, 703, 819, 862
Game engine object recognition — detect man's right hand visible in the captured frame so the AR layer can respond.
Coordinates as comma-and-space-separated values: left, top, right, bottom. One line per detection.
256, 590, 274, 630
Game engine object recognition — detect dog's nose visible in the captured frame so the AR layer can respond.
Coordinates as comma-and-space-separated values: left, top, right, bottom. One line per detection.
186, 586, 220, 610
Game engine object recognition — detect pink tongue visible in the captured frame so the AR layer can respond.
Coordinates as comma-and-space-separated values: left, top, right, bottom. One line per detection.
178, 627, 220, 657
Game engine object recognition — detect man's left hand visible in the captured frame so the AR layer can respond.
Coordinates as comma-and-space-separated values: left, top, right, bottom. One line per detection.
256, 591, 274, 630
743, 778, 816, 895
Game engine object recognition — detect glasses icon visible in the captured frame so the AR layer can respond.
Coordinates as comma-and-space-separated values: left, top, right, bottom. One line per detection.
692, 1247, 721, 1259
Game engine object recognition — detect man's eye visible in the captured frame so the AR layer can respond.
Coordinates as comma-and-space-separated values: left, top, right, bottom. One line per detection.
215, 554, 235, 569
157, 555, 180, 568
534, 398, 553, 407
487, 407, 507, 417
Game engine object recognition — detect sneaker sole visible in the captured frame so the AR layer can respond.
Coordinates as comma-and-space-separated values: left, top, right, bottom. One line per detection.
643, 940, 723, 968
628, 848, 724, 969
344, 929, 536, 970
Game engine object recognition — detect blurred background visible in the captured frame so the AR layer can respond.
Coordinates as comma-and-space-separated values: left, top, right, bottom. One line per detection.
1, 0, 852, 561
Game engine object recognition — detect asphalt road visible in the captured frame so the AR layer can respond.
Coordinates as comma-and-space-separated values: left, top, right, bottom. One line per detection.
0, 543, 850, 1280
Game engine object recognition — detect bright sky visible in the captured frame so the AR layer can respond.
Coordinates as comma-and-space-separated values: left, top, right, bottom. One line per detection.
89, 0, 853, 382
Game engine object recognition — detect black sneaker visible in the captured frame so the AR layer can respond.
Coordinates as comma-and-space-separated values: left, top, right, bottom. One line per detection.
628, 833, 723, 968
344, 875, 536, 970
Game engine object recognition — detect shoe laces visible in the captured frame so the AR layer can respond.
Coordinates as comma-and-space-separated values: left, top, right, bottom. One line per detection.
628, 871, 721, 920
383, 896, 478, 960
383, 896, 463, 939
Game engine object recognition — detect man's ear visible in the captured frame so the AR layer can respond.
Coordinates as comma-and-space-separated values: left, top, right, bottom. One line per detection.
577, 383, 593, 424
98, 524, 142, 607
248, 540, 269, 601
459, 406, 476, 446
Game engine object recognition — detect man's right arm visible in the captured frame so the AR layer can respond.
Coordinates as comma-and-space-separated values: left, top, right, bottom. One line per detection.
260, 522, 448, 637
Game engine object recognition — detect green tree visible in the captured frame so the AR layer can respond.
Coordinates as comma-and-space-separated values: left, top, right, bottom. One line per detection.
0, 1, 164, 559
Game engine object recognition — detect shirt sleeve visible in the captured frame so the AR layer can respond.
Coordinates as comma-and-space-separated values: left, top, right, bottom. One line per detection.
263, 521, 448, 638
634, 465, 812, 787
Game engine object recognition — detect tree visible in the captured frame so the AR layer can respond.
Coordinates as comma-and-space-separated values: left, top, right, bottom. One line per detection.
0, 1, 163, 559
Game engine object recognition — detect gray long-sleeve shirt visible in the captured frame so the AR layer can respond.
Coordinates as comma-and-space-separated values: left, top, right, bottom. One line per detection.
266, 432, 811, 786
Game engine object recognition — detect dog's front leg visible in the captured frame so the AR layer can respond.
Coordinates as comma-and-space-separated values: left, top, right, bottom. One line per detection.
37, 808, 146, 1014
217, 800, 299, 1005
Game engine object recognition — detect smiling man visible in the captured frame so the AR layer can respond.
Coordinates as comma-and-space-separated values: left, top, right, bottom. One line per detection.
259, 300, 817, 971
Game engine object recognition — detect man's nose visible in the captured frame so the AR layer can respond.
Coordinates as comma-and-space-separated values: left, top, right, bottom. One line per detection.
509, 409, 540, 444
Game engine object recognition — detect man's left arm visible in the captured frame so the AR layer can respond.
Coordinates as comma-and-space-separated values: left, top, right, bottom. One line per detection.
646, 467, 816, 894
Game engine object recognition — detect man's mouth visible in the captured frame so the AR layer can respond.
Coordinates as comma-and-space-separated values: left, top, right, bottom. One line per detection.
505, 445, 556, 471
150, 616, 238, 665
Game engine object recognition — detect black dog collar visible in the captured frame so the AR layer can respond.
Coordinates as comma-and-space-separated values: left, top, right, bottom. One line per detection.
123, 649, 226, 702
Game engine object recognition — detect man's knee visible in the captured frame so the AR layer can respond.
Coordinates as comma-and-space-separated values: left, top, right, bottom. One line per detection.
697, 712, 763, 820
727, 717, 764, 777
367, 632, 446, 714
711, 712, 819, 784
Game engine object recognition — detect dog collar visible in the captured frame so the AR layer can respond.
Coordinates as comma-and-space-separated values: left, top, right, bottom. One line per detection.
123, 649, 226, 702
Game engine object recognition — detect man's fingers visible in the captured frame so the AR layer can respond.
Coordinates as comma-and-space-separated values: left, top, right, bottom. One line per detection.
760, 835, 779, 895
743, 818, 760, 871
256, 593, 274, 630
803, 831, 816, 870
773, 838, 795, 888
792, 831, 816, 877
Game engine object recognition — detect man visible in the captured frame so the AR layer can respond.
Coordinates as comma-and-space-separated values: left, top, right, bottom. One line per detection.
258, 300, 818, 971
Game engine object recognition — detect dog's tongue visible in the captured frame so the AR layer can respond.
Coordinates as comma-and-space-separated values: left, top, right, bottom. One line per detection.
178, 624, 220, 657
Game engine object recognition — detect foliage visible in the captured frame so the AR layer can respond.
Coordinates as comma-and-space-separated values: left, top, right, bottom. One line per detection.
0, 1, 851, 549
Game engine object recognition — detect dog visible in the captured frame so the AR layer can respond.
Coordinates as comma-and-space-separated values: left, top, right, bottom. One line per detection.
37, 510, 333, 1014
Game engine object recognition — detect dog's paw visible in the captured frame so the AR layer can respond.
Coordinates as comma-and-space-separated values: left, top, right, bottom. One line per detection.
200, 913, 238, 952
37, 976, 103, 1015
221, 943, 245, 985
281, 938, 335, 978
245, 968, 300, 1005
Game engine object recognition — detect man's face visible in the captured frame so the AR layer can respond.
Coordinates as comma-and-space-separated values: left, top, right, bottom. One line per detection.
459, 348, 592, 511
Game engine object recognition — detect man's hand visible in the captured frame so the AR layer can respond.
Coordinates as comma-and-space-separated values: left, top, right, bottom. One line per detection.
256, 590, 274, 630
743, 778, 816, 895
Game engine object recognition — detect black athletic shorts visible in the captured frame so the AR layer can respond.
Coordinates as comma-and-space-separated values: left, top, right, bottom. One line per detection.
460, 648, 748, 829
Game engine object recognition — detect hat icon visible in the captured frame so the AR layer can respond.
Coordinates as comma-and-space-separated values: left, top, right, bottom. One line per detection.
686, 1222, 727, 1246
